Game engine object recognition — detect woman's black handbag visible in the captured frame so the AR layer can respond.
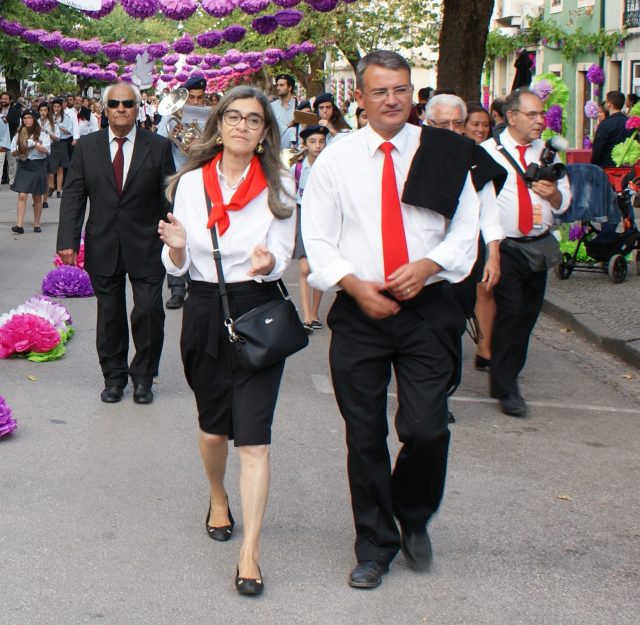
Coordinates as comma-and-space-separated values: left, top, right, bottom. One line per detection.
207, 196, 308, 371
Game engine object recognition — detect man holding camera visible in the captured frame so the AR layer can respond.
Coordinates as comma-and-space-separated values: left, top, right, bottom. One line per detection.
481, 88, 571, 417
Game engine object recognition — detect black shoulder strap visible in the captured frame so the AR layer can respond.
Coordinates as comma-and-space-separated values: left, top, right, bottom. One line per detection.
493, 133, 528, 184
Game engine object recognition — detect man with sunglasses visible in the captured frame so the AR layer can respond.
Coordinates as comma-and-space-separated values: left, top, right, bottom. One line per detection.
302, 50, 479, 589
57, 82, 175, 406
481, 88, 571, 417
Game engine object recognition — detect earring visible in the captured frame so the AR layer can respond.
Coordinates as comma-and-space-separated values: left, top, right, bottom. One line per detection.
255, 142, 264, 154
215, 135, 223, 145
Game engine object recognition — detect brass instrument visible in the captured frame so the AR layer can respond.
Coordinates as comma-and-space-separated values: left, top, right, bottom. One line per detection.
158, 88, 205, 153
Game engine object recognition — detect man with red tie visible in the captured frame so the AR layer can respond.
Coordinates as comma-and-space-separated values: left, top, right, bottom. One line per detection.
481, 89, 571, 417
56, 82, 175, 405
302, 50, 480, 589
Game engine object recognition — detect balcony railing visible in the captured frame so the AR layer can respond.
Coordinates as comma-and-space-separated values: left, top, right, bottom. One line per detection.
625, 0, 640, 28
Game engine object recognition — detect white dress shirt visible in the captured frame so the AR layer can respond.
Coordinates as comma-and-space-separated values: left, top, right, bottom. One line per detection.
0, 115, 10, 151
301, 123, 480, 291
477, 182, 503, 245
108, 125, 137, 184
162, 165, 296, 283
55, 113, 74, 140
65, 109, 80, 140
271, 97, 296, 147
481, 129, 571, 237
289, 156, 311, 203
11, 131, 50, 159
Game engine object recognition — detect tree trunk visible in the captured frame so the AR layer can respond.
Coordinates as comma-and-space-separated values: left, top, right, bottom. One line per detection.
437, 0, 495, 102
302, 52, 325, 97
6, 78, 20, 100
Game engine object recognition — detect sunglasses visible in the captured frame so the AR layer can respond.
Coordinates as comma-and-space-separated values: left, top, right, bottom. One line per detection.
107, 99, 136, 109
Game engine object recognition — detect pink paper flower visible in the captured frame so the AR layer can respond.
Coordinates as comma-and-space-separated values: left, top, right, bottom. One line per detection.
626, 116, 640, 130
0, 313, 61, 358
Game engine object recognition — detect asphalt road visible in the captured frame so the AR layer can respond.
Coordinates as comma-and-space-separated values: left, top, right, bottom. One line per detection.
1, 194, 639, 625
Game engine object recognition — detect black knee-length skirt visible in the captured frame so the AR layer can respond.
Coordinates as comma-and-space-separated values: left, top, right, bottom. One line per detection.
11, 157, 48, 195
180, 279, 286, 446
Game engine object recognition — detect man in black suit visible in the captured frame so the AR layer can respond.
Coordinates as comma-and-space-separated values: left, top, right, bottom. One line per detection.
56, 83, 175, 404
591, 91, 633, 168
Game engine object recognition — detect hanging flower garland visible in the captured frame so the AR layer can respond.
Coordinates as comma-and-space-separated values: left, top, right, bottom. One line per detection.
0, 296, 74, 362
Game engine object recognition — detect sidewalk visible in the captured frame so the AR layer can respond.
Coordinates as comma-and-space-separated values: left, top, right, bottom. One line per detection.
1, 182, 638, 368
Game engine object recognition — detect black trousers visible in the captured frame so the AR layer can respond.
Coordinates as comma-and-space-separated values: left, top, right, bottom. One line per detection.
89, 271, 165, 387
328, 286, 463, 565
167, 273, 189, 297
490, 243, 547, 398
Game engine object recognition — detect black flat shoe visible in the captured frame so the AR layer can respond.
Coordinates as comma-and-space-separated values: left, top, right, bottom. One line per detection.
400, 528, 433, 572
235, 566, 263, 596
500, 395, 528, 418
348, 561, 389, 589
206, 500, 234, 541
56, 191, 62, 198
165, 294, 184, 309
133, 383, 153, 404
11, 226, 24, 235
100, 385, 124, 403
475, 355, 491, 371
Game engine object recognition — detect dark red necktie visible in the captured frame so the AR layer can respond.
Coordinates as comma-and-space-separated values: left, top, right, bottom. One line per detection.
516, 144, 533, 234
380, 142, 409, 278
112, 137, 127, 196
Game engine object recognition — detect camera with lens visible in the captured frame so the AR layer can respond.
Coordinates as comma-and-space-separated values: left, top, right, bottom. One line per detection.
523, 135, 568, 186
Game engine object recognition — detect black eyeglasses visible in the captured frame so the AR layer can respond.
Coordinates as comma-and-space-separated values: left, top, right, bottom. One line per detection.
107, 99, 137, 109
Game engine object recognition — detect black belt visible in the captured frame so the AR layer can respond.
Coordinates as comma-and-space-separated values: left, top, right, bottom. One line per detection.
505, 229, 551, 243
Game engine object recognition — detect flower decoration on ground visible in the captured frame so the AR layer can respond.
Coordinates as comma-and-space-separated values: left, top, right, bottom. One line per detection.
0, 297, 74, 362
42, 265, 94, 298
0, 396, 17, 439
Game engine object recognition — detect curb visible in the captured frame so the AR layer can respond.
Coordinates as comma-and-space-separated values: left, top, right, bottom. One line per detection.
543, 291, 640, 369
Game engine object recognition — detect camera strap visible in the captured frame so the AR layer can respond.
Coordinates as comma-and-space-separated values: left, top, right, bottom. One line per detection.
493, 134, 529, 184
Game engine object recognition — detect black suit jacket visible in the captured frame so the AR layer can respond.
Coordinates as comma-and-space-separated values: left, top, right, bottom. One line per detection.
591, 112, 633, 168
57, 127, 175, 278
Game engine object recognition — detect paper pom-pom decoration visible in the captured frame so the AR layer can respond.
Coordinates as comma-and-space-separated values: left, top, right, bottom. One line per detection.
0, 313, 62, 358
583, 136, 592, 149
202, 0, 235, 17
586, 64, 605, 84
84, 0, 116, 18
274, 9, 304, 26
531, 79, 552, 102
584, 100, 600, 120
222, 25, 247, 43
159, 0, 197, 20
0, 396, 17, 439
197, 30, 223, 48
42, 266, 94, 298
612, 136, 640, 167
626, 116, 640, 130
307, 0, 339, 11
273, 0, 301, 6
121, 0, 159, 18
23, 0, 58, 12
173, 35, 195, 54
253, 15, 278, 34
545, 104, 563, 133
239, 0, 270, 13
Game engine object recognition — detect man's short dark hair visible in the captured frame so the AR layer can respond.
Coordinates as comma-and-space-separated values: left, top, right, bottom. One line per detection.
417, 87, 433, 102
356, 50, 411, 91
503, 88, 538, 117
490, 97, 505, 118
0, 92, 10, 99
606, 91, 626, 110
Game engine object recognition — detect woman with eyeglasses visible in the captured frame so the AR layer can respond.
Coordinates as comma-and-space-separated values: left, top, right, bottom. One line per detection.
159, 86, 296, 597
10, 109, 50, 234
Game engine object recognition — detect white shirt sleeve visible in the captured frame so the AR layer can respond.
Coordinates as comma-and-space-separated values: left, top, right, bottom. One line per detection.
477, 183, 503, 244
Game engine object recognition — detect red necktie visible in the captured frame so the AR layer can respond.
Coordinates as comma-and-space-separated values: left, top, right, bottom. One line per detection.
516, 144, 533, 234
380, 142, 409, 278
112, 137, 127, 196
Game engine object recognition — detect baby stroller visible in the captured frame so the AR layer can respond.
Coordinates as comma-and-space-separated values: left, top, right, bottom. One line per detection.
555, 163, 640, 284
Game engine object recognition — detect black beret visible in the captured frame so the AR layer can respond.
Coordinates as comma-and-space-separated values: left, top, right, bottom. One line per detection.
275, 73, 295, 87
182, 76, 206, 91
314, 92, 335, 108
21, 108, 36, 119
299, 125, 329, 141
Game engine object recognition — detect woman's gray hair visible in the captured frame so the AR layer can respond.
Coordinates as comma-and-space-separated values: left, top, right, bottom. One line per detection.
102, 83, 142, 106
165, 86, 293, 220
425, 94, 467, 121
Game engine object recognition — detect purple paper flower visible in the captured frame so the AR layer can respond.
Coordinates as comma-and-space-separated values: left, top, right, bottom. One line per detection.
41, 266, 94, 298
60, 37, 79, 52
583, 136, 593, 149
222, 25, 247, 43
146, 42, 169, 59
162, 65, 176, 73
222, 49, 243, 64
173, 34, 195, 54
84, 0, 116, 18
297, 41, 316, 54
70, 60, 84, 68
531, 79, 553, 102
0, 396, 17, 439
23, 0, 58, 12
197, 30, 223, 48
122, 43, 145, 62
204, 54, 222, 66
263, 47, 283, 61
175, 72, 189, 82
306, 0, 339, 12
40, 31, 62, 49
274, 9, 304, 26
160, 74, 175, 82
239, 0, 270, 14
79, 39, 101, 56
121, 0, 159, 18
186, 54, 203, 66
273, 0, 301, 6
545, 104, 563, 133
234, 62, 250, 73
569, 223, 586, 241
19, 296, 71, 332
105, 62, 119, 71
163, 53, 179, 65
252, 15, 278, 34
22, 29, 47, 44
584, 100, 600, 120
0, 18, 26, 37
586, 64, 605, 84
101, 42, 122, 60
159, 0, 197, 19
202, 0, 235, 17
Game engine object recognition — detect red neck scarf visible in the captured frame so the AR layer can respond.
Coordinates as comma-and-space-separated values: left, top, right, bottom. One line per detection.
203, 152, 268, 235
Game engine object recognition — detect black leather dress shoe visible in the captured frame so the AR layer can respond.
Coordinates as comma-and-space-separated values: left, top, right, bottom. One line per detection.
500, 395, 528, 417
475, 355, 491, 371
235, 567, 263, 596
133, 384, 153, 404
206, 500, 235, 541
100, 386, 124, 403
401, 529, 433, 572
348, 561, 389, 589
165, 294, 184, 309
